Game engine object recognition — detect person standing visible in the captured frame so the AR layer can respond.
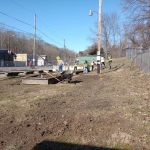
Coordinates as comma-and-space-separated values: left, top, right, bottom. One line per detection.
56, 56, 64, 72
91, 60, 95, 71
107, 53, 112, 69
74, 61, 78, 71
83, 60, 89, 74
101, 56, 105, 69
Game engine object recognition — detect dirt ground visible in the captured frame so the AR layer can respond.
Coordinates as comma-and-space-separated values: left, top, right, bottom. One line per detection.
0, 58, 150, 150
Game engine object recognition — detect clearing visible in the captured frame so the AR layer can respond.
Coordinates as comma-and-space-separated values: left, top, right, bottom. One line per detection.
0, 58, 150, 150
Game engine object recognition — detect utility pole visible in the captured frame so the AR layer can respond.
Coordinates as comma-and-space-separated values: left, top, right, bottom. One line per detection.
64, 39, 66, 61
7, 32, 10, 50
88, 0, 102, 73
33, 14, 36, 67
64, 39, 69, 70
0, 33, 2, 49
97, 0, 102, 74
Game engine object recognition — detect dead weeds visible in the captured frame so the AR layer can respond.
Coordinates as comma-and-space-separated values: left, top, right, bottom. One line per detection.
0, 58, 150, 150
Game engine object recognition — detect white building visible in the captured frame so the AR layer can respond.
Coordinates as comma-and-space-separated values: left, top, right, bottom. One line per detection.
37, 55, 47, 66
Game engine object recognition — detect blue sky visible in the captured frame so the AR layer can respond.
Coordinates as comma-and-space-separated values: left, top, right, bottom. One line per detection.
0, 0, 123, 52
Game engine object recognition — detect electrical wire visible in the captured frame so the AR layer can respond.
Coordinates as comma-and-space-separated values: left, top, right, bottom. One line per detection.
0, 11, 34, 29
7, 0, 65, 46
0, 10, 63, 46
0, 22, 33, 37
10, 0, 35, 14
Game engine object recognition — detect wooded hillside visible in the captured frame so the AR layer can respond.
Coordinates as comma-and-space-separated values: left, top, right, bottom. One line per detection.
0, 27, 75, 62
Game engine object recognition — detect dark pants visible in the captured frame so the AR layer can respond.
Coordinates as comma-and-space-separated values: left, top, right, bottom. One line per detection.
74, 66, 77, 71
108, 60, 112, 69
91, 65, 94, 71
59, 64, 63, 72
101, 62, 105, 68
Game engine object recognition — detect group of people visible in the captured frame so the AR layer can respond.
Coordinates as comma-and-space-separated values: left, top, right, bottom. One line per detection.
56, 53, 112, 73
82, 54, 112, 74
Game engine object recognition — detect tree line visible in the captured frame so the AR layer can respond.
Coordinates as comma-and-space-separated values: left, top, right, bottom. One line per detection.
80, 12, 125, 58
81, 0, 150, 58
0, 27, 75, 62
123, 0, 150, 48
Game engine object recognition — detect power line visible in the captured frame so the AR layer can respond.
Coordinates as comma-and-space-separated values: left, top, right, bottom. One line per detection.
7, 0, 65, 46
37, 28, 63, 46
8, 0, 57, 33
0, 22, 33, 36
0, 22, 63, 47
0, 10, 34, 29
10, 0, 35, 14
9, 0, 62, 38
0, 10, 63, 47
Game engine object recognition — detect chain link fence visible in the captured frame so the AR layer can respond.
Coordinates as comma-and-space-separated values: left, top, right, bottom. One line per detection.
126, 48, 150, 72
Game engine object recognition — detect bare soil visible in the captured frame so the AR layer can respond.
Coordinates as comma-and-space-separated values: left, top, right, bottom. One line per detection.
0, 58, 150, 150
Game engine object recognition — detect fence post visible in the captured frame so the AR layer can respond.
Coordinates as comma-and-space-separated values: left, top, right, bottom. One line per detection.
129, 49, 131, 59
148, 47, 150, 72
140, 50, 142, 70
134, 49, 136, 64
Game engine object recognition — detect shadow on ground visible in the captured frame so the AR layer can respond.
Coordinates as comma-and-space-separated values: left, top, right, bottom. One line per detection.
101, 64, 125, 74
32, 140, 125, 150
70, 80, 83, 84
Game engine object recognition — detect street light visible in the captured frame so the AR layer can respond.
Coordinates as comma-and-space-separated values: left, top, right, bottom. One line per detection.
89, 0, 102, 74
89, 9, 94, 16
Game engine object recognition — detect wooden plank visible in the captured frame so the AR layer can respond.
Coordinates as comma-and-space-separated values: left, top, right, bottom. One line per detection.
22, 78, 49, 85
0, 72, 7, 78
22, 77, 60, 85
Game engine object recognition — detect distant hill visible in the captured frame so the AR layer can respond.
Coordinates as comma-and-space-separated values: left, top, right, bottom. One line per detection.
0, 28, 75, 62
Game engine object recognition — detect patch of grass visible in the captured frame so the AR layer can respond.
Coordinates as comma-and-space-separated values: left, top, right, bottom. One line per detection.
113, 144, 132, 150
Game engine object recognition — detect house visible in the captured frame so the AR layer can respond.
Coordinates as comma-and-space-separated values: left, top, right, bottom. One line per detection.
37, 55, 47, 66
3, 52, 48, 67
15, 54, 37, 67
15, 54, 28, 67
0, 49, 16, 67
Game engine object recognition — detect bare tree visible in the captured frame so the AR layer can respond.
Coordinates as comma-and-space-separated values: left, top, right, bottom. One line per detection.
110, 13, 120, 46
102, 13, 111, 53
0, 26, 75, 62
88, 12, 121, 57
123, 0, 150, 48
123, 0, 150, 22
